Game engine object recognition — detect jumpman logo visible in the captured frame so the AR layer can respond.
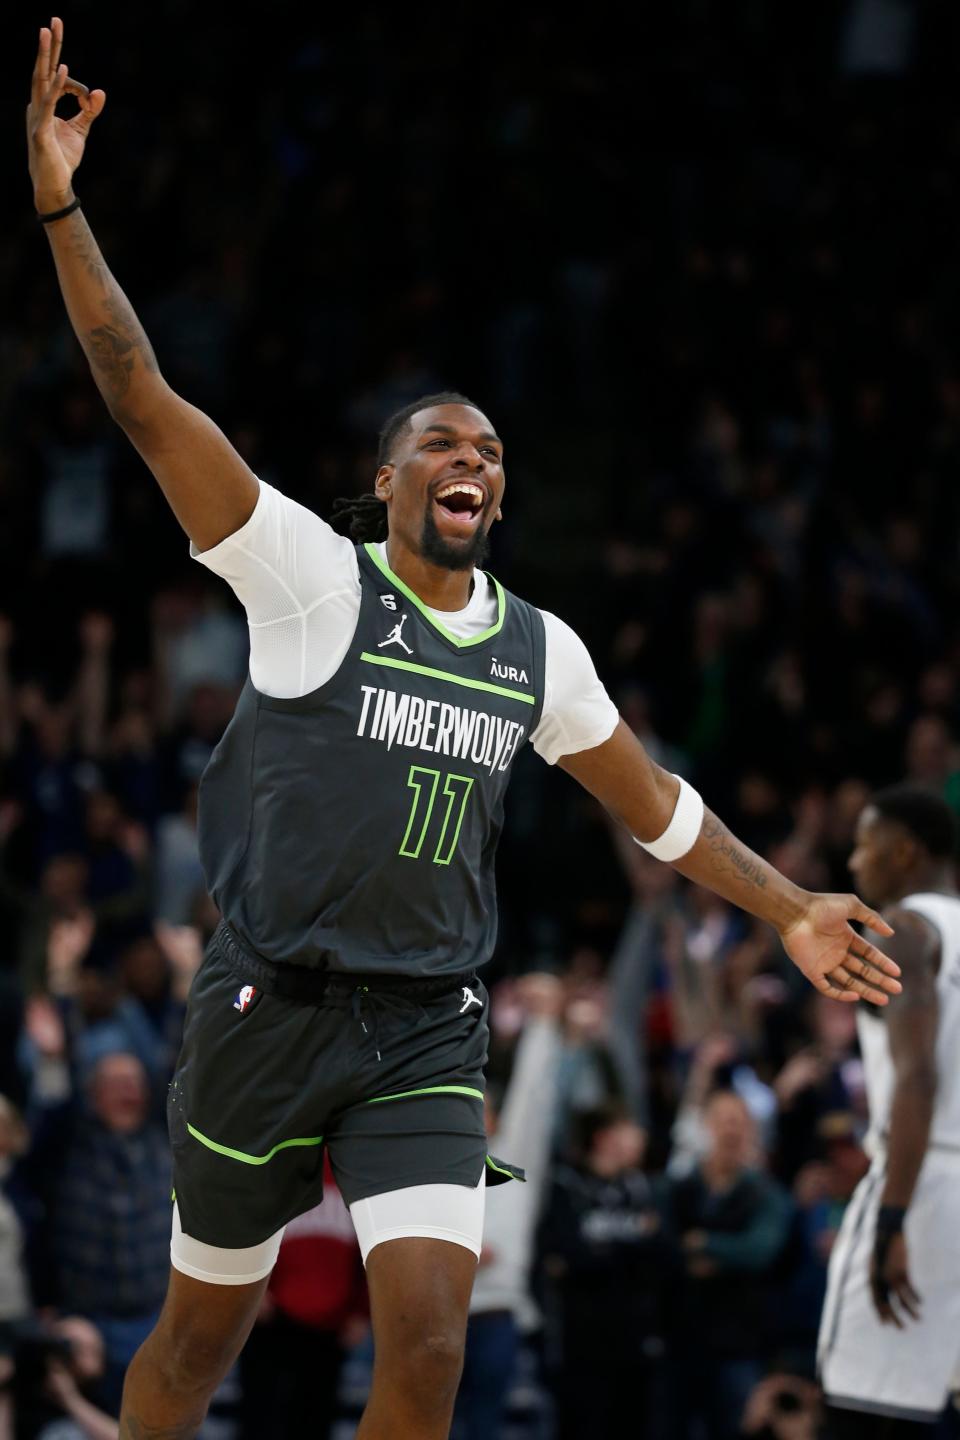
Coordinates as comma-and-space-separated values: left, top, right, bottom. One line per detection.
378, 613, 413, 655
459, 986, 482, 1015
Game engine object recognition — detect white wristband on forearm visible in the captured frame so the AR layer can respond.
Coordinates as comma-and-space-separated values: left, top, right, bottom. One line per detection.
635, 775, 704, 862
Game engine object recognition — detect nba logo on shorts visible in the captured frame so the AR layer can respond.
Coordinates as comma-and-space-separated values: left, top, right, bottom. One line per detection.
233, 984, 259, 1014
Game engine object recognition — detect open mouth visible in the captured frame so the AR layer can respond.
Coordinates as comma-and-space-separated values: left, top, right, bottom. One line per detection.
433, 481, 485, 531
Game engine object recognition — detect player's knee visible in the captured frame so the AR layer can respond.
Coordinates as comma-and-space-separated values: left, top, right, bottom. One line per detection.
407, 1327, 465, 1404
145, 1321, 237, 1398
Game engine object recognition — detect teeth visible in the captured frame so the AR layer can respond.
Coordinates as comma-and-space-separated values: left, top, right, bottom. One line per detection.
436, 482, 483, 509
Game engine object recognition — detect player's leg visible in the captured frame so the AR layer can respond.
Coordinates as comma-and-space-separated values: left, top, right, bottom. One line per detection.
356, 1236, 478, 1440
348, 1176, 486, 1439
119, 1266, 268, 1436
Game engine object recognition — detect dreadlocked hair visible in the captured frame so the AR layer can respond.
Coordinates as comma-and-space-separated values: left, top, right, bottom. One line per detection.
329, 390, 485, 543
328, 493, 390, 543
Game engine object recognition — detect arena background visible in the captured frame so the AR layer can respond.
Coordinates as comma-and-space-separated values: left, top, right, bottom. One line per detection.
3, 2, 960, 1436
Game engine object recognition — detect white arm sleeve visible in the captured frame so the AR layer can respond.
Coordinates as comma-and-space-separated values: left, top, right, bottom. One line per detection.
191, 479, 361, 699
530, 609, 619, 765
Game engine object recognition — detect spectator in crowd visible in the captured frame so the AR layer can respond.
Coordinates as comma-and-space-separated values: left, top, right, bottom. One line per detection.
31, 1316, 119, 1440
741, 1372, 822, 1440
454, 972, 564, 1440
537, 1103, 673, 1440
240, 1159, 367, 1440
0, 1097, 30, 1338
38, 1052, 171, 1416
666, 1090, 793, 1440
772, 997, 864, 1184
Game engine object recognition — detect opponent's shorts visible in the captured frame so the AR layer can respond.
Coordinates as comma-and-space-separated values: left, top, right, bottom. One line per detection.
818, 1150, 960, 1423
168, 922, 521, 1256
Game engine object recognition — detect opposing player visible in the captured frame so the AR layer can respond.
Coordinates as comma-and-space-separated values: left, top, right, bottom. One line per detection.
26, 21, 901, 1440
819, 785, 960, 1436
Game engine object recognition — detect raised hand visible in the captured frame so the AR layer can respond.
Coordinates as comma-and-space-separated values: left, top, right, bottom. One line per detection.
26, 16, 105, 212
779, 893, 900, 1004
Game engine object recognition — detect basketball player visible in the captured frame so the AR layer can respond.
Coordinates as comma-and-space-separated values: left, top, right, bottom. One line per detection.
26, 21, 901, 1440
819, 785, 960, 1437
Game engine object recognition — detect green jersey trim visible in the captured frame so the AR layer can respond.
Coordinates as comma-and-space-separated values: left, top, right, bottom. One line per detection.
366, 1084, 484, 1105
186, 1123, 323, 1166
364, 543, 507, 648
360, 651, 536, 705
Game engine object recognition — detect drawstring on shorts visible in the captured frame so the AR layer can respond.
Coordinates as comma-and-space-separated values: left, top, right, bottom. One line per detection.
351, 986, 382, 1061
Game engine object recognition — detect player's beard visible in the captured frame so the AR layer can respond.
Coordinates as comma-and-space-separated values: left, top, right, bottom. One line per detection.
420, 506, 491, 572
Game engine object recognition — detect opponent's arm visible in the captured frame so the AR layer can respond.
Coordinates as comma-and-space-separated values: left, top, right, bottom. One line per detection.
868, 907, 939, 1326
559, 720, 900, 1004
26, 19, 258, 552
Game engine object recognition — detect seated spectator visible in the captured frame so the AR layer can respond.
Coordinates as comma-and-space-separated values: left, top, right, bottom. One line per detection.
666, 1089, 793, 1440
536, 1102, 673, 1440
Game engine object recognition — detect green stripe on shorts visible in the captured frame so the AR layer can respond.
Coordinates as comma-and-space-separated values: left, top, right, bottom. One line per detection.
366, 1084, 484, 1105
187, 1123, 324, 1165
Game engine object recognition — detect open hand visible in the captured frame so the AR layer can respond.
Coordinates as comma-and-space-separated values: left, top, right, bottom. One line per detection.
26, 17, 105, 212
779, 893, 899, 1004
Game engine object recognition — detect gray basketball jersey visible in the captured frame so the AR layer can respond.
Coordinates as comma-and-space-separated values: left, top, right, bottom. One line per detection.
198, 542, 546, 976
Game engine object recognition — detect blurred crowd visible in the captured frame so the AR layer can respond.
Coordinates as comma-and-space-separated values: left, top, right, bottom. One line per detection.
5, 0, 960, 1435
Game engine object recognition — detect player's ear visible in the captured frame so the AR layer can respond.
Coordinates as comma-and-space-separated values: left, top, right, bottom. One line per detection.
375, 465, 394, 502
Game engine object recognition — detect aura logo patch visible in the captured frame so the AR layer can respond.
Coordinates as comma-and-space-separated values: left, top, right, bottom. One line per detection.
233, 984, 261, 1015
490, 656, 528, 685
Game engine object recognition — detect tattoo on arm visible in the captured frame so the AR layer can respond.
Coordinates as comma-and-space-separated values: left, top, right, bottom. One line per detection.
62, 215, 159, 405
700, 817, 769, 890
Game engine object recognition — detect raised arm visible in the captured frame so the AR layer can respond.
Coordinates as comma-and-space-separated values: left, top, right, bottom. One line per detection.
26, 18, 258, 551
560, 720, 900, 1005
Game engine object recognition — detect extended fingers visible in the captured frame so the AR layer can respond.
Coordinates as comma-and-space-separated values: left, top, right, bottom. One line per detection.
848, 895, 895, 937
49, 17, 64, 79
32, 26, 52, 104
823, 962, 891, 1005
40, 63, 69, 117
818, 972, 861, 1004
846, 942, 902, 993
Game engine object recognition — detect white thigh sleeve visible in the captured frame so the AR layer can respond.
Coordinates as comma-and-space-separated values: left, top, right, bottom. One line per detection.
170, 1201, 285, 1286
349, 1178, 485, 1266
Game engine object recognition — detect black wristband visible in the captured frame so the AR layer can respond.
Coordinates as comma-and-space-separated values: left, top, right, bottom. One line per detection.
37, 196, 81, 224
875, 1204, 907, 1236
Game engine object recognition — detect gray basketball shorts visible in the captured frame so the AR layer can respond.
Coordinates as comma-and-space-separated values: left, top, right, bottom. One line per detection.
168, 924, 520, 1251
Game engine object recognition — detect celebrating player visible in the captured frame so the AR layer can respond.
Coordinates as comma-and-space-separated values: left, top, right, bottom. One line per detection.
819, 786, 960, 1437
26, 19, 901, 1440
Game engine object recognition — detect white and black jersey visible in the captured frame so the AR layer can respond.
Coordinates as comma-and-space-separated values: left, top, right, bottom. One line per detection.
818, 891, 960, 1424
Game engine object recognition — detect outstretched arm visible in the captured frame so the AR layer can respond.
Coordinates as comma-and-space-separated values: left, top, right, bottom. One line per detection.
26, 18, 258, 551
559, 720, 900, 1004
